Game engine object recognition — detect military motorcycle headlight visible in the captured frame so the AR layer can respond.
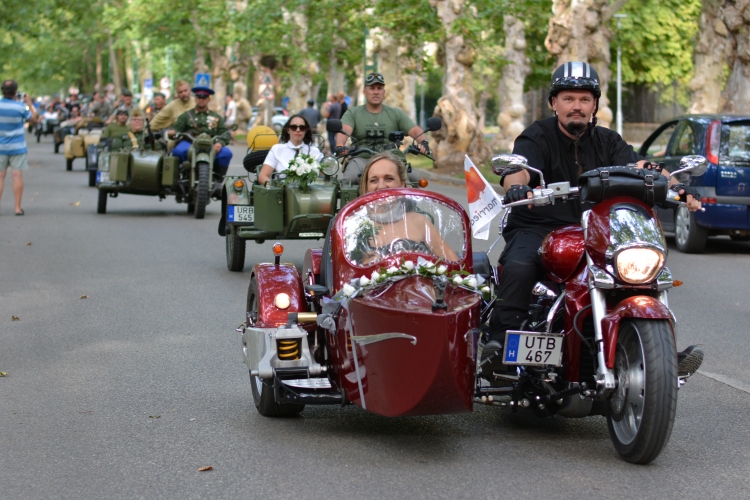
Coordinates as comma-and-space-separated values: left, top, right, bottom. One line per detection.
615, 248, 664, 284
320, 156, 339, 177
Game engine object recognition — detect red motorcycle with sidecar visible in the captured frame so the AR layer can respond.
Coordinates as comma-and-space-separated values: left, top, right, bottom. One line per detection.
238, 155, 706, 464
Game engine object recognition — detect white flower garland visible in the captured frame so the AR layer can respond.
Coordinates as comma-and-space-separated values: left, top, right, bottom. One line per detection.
338, 257, 490, 300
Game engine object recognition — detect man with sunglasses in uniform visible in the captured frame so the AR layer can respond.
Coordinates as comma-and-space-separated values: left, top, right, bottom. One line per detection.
168, 86, 232, 185
334, 72, 428, 182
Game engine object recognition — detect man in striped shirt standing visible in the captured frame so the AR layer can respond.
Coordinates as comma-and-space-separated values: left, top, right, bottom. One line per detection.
0, 79, 37, 215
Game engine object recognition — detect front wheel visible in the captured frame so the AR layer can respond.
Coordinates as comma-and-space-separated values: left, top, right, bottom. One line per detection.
247, 278, 304, 417
606, 319, 677, 464
66, 158, 73, 171
194, 162, 209, 219
675, 205, 707, 253
226, 226, 246, 272
88, 169, 97, 187
97, 190, 107, 214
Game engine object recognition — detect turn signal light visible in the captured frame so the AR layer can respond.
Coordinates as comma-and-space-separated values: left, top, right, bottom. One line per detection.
673, 280, 684, 287
418, 178, 429, 188
233, 180, 244, 191
272, 243, 284, 256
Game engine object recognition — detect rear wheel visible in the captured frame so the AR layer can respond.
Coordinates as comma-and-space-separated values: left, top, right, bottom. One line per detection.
66, 158, 73, 171
54, 141, 60, 154
88, 169, 97, 187
97, 190, 107, 214
246, 278, 304, 417
606, 319, 677, 464
674, 205, 707, 253
226, 225, 246, 272
194, 162, 209, 219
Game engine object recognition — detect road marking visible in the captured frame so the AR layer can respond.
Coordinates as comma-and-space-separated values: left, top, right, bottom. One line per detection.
698, 371, 750, 394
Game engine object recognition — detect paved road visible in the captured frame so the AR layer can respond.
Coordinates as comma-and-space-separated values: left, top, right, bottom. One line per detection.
1, 139, 749, 499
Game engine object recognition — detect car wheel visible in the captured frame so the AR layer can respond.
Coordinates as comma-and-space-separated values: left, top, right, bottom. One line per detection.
247, 278, 304, 417
674, 205, 707, 253
607, 319, 677, 464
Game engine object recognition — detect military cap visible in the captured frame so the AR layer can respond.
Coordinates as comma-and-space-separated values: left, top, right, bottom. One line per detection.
130, 108, 144, 118
191, 86, 214, 97
115, 107, 130, 115
153, 92, 166, 98
121, 89, 133, 97
364, 72, 385, 87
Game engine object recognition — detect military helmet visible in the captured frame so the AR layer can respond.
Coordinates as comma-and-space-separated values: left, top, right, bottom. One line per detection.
549, 62, 601, 104
115, 107, 129, 116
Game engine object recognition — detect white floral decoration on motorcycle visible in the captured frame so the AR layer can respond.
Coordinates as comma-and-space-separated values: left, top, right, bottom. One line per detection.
283, 153, 321, 190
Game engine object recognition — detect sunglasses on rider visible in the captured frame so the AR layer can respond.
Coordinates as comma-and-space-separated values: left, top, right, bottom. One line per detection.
365, 73, 385, 86
288, 124, 308, 132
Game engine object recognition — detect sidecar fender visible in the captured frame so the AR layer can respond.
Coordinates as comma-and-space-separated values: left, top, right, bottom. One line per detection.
601, 296, 674, 369
253, 263, 307, 327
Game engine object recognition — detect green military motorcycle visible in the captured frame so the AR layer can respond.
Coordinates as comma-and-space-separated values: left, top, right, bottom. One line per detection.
96, 131, 217, 218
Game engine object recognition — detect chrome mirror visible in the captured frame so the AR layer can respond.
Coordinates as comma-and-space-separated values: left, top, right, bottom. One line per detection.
671, 155, 708, 178
490, 154, 546, 188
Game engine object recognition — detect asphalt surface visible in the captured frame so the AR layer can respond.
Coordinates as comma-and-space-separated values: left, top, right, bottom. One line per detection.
1, 138, 749, 499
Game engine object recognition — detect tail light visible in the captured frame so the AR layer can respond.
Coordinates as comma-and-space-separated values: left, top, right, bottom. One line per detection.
701, 197, 717, 204
706, 120, 721, 164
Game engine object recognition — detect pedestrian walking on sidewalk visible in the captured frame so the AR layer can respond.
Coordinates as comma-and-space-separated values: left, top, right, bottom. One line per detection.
0, 79, 37, 216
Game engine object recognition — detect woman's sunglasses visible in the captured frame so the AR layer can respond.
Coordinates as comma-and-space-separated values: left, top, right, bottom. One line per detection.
288, 124, 308, 132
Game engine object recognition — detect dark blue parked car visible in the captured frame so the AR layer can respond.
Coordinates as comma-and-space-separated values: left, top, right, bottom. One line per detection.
639, 115, 750, 252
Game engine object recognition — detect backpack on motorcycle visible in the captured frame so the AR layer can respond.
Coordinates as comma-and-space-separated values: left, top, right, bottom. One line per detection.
578, 166, 669, 206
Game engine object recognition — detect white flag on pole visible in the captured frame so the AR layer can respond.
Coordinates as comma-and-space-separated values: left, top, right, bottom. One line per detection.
464, 155, 504, 240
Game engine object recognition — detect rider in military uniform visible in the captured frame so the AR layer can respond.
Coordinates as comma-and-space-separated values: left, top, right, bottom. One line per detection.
168, 86, 232, 179
101, 108, 131, 139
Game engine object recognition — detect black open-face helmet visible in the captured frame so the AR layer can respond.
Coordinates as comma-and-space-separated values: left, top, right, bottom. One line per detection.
548, 62, 601, 105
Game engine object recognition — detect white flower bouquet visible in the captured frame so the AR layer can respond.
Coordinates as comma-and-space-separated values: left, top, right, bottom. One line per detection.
284, 154, 321, 190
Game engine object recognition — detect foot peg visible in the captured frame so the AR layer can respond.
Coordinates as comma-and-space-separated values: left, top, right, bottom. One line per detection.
678, 345, 704, 377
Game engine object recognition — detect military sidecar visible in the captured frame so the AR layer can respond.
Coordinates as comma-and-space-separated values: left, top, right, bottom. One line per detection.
95, 131, 215, 218
219, 127, 355, 272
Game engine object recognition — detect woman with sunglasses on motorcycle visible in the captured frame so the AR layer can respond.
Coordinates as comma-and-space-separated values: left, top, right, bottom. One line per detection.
257, 115, 323, 185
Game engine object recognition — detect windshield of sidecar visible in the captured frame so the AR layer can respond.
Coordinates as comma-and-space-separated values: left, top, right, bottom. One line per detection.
342, 194, 466, 267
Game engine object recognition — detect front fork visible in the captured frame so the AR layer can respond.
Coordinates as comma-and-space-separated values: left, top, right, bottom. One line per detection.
588, 272, 672, 398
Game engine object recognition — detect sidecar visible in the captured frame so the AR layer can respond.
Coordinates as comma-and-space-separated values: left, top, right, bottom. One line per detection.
63, 121, 104, 171
220, 126, 358, 272
240, 189, 491, 418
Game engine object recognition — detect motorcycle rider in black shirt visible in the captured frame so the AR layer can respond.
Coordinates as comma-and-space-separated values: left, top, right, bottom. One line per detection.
481, 61, 703, 379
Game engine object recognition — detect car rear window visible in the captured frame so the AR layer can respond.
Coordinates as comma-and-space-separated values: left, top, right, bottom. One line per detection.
723, 123, 750, 165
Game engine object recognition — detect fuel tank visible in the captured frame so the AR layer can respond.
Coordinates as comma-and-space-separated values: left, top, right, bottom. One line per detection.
540, 225, 585, 283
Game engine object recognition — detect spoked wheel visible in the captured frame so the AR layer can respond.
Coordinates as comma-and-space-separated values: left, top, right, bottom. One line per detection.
607, 319, 677, 464
97, 190, 107, 214
194, 162, 209, 219
247, 278, 304, 417
674, 205, 707, 253
226, 225, 246, 272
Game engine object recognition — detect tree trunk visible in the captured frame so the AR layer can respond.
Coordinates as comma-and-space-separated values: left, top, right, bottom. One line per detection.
689, 0, 730, 113
108, 33, 121, 95
209, 47, 230, 113
194, 47, 209, 84
719, 0, 750, 113
125, 49, 135, 95
492, 15, 530, 152
328, 46, 346, 96
371, 29, 418, 122
284, 8, 315, 114
96, 44, 103, 92
545, 0, 627, 129
429, 0, 489, 171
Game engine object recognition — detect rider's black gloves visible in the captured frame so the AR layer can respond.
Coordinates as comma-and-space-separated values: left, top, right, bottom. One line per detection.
642, 161, 665, 173
504, 184, 533, 204
671, 183, 701, 202
334, 145, 349, 156
420, 140, 430, 154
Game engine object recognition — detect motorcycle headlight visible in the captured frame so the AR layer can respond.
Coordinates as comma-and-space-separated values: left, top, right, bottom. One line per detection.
320, 156, 339, 177
615, 248, 664, 284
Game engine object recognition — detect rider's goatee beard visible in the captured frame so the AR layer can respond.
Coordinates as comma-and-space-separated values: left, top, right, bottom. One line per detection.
563, 119, 588, 137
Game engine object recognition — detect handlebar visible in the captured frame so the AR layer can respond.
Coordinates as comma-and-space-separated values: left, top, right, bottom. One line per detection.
499, 183, 705, 212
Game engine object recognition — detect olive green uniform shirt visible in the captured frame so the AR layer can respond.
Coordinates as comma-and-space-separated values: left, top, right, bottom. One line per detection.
341, 104, 416, 150
101, 123, 131, 139
172, 108, 230, 146
150, 97, 196, 131
89, 100, 113, 120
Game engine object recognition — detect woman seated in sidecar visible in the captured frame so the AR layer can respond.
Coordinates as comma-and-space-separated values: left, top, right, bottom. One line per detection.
257, 115, 323, 185
344, 151, 460, 265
